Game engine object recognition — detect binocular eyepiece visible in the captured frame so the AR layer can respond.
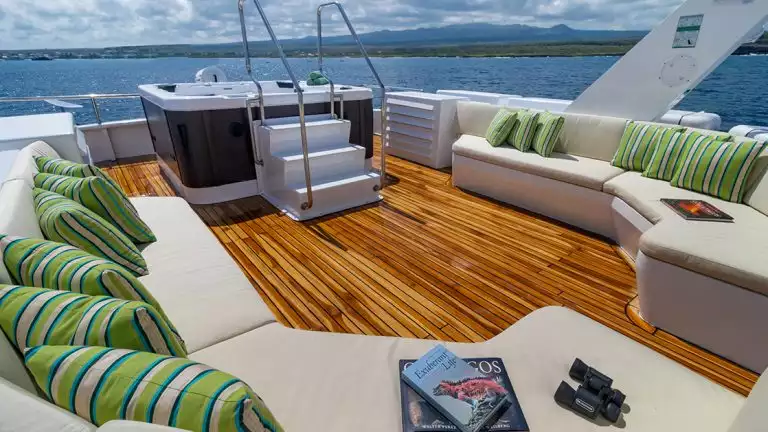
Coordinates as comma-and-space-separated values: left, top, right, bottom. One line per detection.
554, 358, 626, 424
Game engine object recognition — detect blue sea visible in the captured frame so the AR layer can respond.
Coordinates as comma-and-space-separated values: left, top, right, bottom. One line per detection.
1, 56, 766, 131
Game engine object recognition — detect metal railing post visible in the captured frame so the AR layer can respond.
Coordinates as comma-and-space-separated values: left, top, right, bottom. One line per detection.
317, 1, 387, 191
240, 0, 313, 210
0, 94, 141, 125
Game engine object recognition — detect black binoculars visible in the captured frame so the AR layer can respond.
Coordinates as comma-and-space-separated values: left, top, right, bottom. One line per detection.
554, 358, 626, 423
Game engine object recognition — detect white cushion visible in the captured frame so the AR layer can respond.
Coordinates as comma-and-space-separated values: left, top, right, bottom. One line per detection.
729, 370, 768, 432
0, 377, 96, 432
554, 112, 628, 162
190, 307, 743, 432
0, 180, 44, 285
456, 101, 511, 137
0, 149, 20, 182
743, 148, 768, 217
4, 140, 61, 186
452, 134, 624, 191
132, 197, 276, 353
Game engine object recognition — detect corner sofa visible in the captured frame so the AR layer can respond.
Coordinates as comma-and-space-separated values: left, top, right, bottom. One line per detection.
0, 139, 766, 431
451, 101, 768, 373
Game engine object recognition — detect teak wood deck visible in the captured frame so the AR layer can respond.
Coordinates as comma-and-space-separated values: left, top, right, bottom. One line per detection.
101, 137, 758, 396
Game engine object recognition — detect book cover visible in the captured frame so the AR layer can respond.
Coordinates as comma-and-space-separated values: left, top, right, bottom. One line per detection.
661, 199, 734, 222
400, 358, 529, 432
401, 345, 512, 432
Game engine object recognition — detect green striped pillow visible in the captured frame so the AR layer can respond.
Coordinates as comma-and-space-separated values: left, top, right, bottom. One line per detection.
35, 157, 123, 195
531, 112, 565, 157
485, 110, 517, 147
670, 138, 766, 202
612, 122, 684, 171
643, 131, 706, 181
507, 110, 540, 151
34, 189, 148, 276
0, 236, 173, 329
0, 285, 185, 357
34, 173, 155, 244
24, 346, 283, 431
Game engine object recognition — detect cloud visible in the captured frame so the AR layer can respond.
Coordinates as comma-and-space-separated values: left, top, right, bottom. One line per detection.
0, 0, 684, 50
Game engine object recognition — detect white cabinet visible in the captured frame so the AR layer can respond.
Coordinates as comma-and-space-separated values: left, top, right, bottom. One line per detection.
384, 92, 467, 169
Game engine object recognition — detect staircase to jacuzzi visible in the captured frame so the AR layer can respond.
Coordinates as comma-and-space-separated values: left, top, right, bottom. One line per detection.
258, 114, 382, 221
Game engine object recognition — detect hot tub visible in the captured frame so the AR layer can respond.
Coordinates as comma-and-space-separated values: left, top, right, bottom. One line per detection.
138, 81, 374, 202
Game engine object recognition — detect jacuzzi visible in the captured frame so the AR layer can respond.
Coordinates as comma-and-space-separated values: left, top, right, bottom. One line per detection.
138, 81, 374, 203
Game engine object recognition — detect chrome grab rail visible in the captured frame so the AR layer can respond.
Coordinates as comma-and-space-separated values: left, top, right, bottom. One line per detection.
237, 0, 266, 124
239, 0, 314, 210
312, 71, 338, 120
317, 1, 387, 191
0, 93, 140, 125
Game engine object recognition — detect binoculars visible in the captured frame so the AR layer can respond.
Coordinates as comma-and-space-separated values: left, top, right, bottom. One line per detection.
554, 358, 626, 423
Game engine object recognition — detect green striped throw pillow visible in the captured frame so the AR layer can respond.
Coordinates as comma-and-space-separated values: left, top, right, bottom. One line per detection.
35, 157, 124, 195
531, 112, 565, 157
670, 138, 766, 202
34, 173, 155, 244
485, 110, 517, 147
612, 122, 684, 171
0, 236, 173, 329
0, 285, 185, 357
507, 110, 540, 151
643, 131, 706, 181
24, 346, 283, 431
34, 189, 148, 276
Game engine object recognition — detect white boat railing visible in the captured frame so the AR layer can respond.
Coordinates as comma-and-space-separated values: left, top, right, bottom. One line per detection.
0, 93, 140, 125
317, 1, 388, 191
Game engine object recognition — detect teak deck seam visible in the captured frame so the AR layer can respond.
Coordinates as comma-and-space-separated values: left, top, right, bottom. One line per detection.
101, 137, 758, 396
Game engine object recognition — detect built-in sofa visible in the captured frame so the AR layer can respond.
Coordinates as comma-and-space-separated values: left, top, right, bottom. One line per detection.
451, 101, 768, 373
0, 121, 766, 431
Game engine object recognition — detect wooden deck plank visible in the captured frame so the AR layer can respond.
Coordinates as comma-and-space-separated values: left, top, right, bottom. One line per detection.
102, 138, 758, 395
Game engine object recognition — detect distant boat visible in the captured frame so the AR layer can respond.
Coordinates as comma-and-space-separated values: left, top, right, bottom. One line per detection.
31, 55, 54, 61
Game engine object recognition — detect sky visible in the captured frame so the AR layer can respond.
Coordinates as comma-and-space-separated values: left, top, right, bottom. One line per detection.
0, 0, 685, 50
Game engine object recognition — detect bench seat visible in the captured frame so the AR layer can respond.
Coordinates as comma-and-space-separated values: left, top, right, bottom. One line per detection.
453, 134, 624, 191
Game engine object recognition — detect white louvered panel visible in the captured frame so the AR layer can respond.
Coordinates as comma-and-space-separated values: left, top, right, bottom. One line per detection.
387, 122, 434, 142
387, 113, 434, 130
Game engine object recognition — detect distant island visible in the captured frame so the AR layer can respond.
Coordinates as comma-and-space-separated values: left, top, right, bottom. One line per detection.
2, 23, 767, 60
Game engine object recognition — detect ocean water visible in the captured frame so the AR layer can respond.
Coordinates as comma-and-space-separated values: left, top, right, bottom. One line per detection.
0, 55, 766, 131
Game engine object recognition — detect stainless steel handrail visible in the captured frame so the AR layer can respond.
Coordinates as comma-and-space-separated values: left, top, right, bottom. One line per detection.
0, 93, 140, 125
239, 0, 313, 210
311, 70, 338, 120
237, 0, 267, 124
317, 1, 387, 191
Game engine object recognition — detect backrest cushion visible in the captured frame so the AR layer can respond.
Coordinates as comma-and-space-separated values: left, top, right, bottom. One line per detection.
0, 331, 38, 395
5, 140, 61, 187
0, 285, 186, 357
741, 135, 768, 216
727, 369, 768, 432
24, 345, 284, 431
554, 112, 629, 162
457, 101, 522, 137
34, 189, 149, 276
0, 180, 44, 285
34, 173, 156, 244
0, 376, 95, 432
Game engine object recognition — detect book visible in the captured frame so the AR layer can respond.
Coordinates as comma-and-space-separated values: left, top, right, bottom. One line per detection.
661, 199, 734, 222
401, 345, 515, 432
400, 357, 529, 432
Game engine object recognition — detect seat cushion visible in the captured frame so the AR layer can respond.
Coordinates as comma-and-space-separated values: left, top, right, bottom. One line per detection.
0, 376, 96, 432
604, 171, 747, 224
24, 346, 283, 431
453, 134, 624, 191
0, 285, 186, 356
131, 197, 276, 353
33, 189, 148, 276
640, 215, 768, 296
190, 307, 744, 432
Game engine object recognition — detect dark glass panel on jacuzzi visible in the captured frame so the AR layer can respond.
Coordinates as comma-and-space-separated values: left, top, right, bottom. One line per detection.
251, 99, 374, 159
142, 99, 180, 180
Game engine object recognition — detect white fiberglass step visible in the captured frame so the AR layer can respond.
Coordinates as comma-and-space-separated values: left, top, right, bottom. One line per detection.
267, 172, 382, 221
273, 145, 366, 186
260, 119, 351, 155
